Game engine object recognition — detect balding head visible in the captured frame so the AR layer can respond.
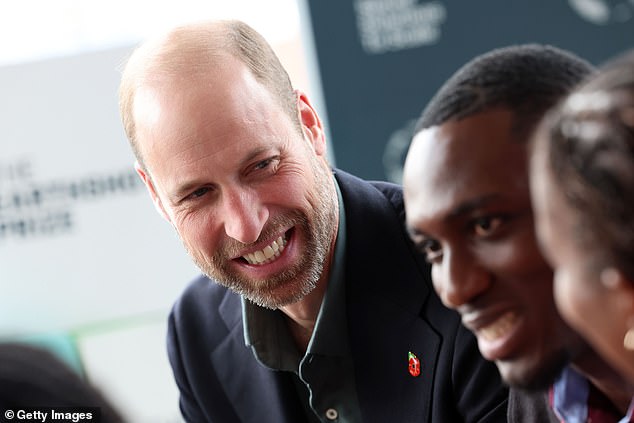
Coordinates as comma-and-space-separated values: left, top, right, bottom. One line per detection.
119, 19, 299, 169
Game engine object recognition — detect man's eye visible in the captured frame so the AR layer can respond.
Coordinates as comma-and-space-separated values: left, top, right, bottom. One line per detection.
420, 239, 443, 264
254, 158, 273, 170
250, 156, 281, 175
472, 217, 503, 237
189, 187, 210, 199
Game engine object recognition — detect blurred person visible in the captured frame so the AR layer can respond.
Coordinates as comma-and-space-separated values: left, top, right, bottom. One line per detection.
531, 50, 634, 391
403, 44, 632, 422
117, 19, 508, 422
0, 342, 123, 422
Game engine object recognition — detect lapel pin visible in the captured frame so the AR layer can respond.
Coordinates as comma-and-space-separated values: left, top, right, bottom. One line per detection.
408, 351, 421, 377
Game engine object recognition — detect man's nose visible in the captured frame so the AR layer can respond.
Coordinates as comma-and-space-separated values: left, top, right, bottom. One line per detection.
222, 188, 268, 244
433, 248, 491, 309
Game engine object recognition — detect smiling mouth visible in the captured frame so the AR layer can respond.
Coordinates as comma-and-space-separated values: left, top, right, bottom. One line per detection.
477, 311, 519, 342
242, 234, 288, 265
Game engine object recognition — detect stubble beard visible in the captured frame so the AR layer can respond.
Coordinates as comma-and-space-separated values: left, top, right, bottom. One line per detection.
187, 161, 338, 309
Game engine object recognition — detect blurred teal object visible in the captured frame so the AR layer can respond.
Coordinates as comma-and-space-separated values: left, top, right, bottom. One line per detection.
1, 331, 83, 376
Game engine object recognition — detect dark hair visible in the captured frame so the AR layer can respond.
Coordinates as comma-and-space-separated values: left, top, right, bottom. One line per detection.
539, 50, 634, 280
416, 44, 595, 139
0, 343, 124, 422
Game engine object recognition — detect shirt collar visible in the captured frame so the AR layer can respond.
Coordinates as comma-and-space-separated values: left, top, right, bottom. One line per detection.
552, 366, 590, 422
552, 366, 633, 423
305, 176, 348, 356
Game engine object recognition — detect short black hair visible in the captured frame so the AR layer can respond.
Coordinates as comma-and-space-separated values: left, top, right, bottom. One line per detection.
415, 44, 595, 139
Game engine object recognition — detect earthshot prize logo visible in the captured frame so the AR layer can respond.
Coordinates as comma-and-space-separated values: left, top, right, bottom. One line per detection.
352, 0, 447, 182
568, 0, 634, 25
383, 119, 417, 184
353, 0, 447, 55
0, 157, 142, 242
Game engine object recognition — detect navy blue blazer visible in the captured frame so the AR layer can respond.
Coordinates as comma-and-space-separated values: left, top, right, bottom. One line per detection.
167, 169, 508, 422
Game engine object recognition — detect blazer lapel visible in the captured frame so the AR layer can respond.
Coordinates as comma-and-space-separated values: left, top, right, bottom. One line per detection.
349, 296, 440, 423
211, 292, 305, 423
337, 170, 439, 422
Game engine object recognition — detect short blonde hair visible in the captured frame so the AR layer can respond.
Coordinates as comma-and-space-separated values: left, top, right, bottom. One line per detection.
118, 19, 299, 169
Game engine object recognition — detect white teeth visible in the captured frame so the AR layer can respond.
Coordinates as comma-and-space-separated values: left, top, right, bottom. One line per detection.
478, 312, 518, 341
243, 236, 287, 265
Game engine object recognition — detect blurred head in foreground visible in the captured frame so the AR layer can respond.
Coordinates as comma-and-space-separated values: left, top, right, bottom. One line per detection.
530, 50, 634, 384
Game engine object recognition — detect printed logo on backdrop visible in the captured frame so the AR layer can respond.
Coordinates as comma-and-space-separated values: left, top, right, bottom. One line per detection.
568, 0, 634, 25
383, 119, 417, 184
0, 157, 142, 242
353, 0, 447, 54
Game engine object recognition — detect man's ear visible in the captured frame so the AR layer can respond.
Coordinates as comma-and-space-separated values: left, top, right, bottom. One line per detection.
296, 90, 327, 157
134, 161, 171, 223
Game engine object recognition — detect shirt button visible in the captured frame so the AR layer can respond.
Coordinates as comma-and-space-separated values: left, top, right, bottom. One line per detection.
325, 408, 338, 421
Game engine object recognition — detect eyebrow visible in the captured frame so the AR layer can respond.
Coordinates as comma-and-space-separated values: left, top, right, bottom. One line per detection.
447, 194, 501, 219
406, 193, 503, 239
168, 180, 207, 205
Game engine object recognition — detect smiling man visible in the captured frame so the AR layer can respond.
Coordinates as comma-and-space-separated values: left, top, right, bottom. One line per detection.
118, 20, 508, 422
403, 44, 632, 422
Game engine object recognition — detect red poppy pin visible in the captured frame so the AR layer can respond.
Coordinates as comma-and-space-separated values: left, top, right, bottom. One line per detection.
408, 351, 421, 377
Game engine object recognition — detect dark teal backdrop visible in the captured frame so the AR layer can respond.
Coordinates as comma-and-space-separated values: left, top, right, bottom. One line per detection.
305, 0, 634, 182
